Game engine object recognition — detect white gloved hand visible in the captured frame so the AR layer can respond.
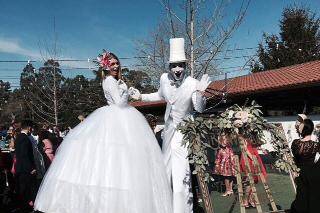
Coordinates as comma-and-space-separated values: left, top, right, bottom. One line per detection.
128, 87, 141, 100
196, 74, 211, 92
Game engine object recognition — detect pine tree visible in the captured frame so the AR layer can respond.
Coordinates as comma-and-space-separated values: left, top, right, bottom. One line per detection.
252, 6, 320, 72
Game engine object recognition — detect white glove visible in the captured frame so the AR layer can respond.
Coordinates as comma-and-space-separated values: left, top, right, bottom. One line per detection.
128, 87, 141, 100
196, 74, 211, 92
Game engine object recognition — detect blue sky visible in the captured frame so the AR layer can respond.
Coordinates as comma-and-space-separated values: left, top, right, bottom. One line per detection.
0, 0, 319, 87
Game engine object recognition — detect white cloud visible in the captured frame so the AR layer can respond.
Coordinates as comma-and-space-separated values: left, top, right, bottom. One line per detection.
0, 38, 42, 59
0, 37, 95, 69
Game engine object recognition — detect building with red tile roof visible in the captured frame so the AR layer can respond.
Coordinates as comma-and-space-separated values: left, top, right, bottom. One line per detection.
131, 60, 320, 116
206, 60, 320, 98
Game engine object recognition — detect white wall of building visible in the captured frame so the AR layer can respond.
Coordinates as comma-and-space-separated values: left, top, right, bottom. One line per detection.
261, 115, 320, 151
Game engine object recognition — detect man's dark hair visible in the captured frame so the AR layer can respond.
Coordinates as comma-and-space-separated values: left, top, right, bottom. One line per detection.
20, 120, 34, 130
301, 119, 314, 138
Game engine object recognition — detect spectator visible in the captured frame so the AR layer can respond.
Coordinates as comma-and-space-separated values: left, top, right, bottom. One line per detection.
145, 114, 163, 148
38, 130, 55, 170
214, 133, 236, 197
290, 118, 320, 213
14, 120, 37, 211
240, 136, 267, 208
29, 126, 46, 196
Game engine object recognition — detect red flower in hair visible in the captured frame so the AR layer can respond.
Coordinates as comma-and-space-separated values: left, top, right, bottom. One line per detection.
97, 52, 111, 69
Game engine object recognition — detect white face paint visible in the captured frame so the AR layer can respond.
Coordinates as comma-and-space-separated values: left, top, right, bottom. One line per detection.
169, 62, 186, 82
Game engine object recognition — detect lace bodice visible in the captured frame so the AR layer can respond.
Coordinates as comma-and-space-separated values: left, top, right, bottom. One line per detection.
102, 76, 128, 106
291, 139, 320, 165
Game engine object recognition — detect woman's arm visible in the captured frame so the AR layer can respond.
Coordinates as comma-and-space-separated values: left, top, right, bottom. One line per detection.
141, 91, 164, 102
290, 139, 299, 157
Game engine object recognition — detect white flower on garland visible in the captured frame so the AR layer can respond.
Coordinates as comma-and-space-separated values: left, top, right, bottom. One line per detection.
235, 111, 249, 123
233, 119, 244, 128
228, 110, 235, 119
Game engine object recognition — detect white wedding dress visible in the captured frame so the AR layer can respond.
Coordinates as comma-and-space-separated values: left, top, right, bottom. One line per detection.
34, 76, 173, 213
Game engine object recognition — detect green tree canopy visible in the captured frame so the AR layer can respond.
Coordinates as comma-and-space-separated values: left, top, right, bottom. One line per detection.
252, 6, 320, 72
60, 75, 106, 127
0, 80, 12, 123
122, 68, 156, 93
1, 65, 156, 127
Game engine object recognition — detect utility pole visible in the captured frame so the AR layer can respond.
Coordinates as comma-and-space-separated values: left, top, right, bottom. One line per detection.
189, 0, 195, 77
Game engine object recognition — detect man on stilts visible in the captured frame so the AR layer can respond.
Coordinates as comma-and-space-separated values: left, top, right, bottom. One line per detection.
130, 37, 211, 213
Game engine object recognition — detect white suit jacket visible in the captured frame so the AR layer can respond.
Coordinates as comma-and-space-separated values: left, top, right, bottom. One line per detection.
141, 73, 206, 126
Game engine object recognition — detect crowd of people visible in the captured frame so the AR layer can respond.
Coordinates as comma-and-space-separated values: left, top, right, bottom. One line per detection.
0, 121, 67, 212
2, 116, 319, 212
1, 37, 319, 213
211, 114, 320, 212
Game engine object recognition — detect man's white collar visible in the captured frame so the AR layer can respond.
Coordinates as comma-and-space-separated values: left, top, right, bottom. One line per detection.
21, 130, 29, 135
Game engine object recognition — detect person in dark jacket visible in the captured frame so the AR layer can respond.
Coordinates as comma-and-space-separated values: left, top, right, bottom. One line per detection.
14, 120, 37, 211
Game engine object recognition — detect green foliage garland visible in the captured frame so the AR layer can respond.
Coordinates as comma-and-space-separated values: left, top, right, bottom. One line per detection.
178, 101, 299, 182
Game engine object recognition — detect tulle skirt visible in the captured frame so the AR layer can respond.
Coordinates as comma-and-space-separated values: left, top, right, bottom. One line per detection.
34, 105, 173, 213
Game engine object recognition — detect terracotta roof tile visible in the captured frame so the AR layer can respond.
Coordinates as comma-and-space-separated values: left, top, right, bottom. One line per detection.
207, 60, 320, 97
130, 100, 166, 108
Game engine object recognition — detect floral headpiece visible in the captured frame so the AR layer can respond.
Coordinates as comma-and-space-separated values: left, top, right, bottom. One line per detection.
97, 50, 111, 70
